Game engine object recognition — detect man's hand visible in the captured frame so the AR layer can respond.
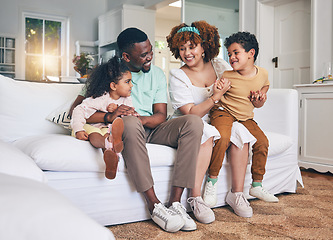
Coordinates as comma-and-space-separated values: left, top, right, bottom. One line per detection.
249, 90, 267, 108
75, 130, 89, 141
113, 104, 139, 118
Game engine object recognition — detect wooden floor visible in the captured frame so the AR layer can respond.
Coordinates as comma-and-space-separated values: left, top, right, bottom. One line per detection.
300, 167, 333, 181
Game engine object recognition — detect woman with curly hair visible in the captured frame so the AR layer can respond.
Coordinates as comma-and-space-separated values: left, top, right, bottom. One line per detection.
71, 56, 138, 180
166, 21, 256, 219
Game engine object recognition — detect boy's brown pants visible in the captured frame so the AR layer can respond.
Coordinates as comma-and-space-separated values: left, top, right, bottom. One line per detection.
210, 107, 269, 181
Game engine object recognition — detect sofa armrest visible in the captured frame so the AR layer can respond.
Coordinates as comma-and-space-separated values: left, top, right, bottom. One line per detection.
254, 89, 298, 143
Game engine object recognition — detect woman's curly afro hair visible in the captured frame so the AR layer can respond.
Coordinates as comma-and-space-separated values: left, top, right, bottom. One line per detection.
166, 20, 220, 63
85, 56, 129, 99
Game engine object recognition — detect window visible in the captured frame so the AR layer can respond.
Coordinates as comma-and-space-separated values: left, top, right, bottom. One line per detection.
24, 13, 68, 81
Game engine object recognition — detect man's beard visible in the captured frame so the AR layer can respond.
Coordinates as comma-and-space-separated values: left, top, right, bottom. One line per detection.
141, 64, 151, 73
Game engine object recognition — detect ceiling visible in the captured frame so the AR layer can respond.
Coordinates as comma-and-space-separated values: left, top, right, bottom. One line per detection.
107, 0, 238, 21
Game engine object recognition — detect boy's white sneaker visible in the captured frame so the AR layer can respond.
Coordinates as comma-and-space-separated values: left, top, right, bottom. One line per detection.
203, 180, 217, 207
151, 203, 185, 232
249, 186, 279, 202
169, 202, 197, 231
187, 196, 215, 224
226, 191, 253, 218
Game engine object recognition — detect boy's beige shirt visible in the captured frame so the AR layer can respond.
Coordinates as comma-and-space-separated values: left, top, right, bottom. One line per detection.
217, 66, 270, 121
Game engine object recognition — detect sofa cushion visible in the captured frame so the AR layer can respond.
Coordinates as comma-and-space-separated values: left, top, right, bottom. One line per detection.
0, 140, 46, 182
0, 173, 115, 240
0, 75, 83, 142
13, 131, 291, 173
13, 134, 177, 172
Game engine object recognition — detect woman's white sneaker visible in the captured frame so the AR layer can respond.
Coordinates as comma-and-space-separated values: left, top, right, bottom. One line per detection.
203, 180, 217, 207
187, 196, 215, 224
169, 202, 197, 231
151, 203, 185, 232
226, 191, 253, 218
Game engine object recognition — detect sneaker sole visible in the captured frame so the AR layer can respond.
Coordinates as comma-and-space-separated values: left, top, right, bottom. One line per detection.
180, 225, 197, 231
103, 149, 119, 179
152, 217, 184, 233
111, 118, 124, 153
197, 214, 215, 224
249, 191, 279, 203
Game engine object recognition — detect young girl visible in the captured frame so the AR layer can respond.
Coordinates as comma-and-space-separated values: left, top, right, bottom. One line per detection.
71, 56, 138, 179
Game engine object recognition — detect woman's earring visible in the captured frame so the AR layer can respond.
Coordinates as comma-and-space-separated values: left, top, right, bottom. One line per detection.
202, 52, 205, 58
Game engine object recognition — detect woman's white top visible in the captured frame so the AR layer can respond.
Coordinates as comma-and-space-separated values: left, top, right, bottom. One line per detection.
169, 58, 256, 147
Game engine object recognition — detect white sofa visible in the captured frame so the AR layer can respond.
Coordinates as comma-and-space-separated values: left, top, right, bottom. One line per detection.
0, 75, 303, 228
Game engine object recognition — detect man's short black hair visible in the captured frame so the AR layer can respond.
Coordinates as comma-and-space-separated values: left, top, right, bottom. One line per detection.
117, 27, 148, 54
224, 31, 259, 62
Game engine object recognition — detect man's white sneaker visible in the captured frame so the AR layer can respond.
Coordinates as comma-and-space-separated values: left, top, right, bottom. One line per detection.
169, 202, 197, 231
151, 203, 185, 232
187, 196, 215, 224
203, 180, 217, 207
249, 186, 279, 202
226, 191, 253, 218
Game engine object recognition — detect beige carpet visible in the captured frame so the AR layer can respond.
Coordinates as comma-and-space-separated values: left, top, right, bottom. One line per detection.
107, 171, 333, 240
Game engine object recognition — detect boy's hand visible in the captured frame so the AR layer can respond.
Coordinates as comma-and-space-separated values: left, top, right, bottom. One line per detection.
75, 131, 89, 141
249, 90, 267, 108
213, 77, 231, 101
107, 103, 118, 113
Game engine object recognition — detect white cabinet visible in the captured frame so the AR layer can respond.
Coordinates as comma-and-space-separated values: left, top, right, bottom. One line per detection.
98, 4, 155, 61
295, 84, 333, 173
0, 35, 15, 78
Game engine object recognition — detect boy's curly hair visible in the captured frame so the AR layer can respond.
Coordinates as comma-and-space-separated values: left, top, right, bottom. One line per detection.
166, 20, 220, 63
224, 31, 259, 62
85, 56, 129, 98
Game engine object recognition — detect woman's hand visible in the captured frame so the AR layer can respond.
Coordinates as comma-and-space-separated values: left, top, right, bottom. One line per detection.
75, 131, 89, 141
212, 77, 231, 100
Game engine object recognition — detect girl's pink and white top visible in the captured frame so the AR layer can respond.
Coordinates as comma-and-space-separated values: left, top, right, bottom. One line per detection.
71, 93, 133, 133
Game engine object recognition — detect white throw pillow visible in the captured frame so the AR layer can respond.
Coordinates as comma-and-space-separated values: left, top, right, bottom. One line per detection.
46, 98, 75, 130
266, 132, 293, 156
0, 75, 83, 142
13, 134, 177, 172
0, 140, 46, 182
0, 173, 115, 240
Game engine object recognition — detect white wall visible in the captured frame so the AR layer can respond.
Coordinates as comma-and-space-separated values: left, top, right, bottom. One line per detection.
184, 2, 239, 40
311, 0, 333, 80
0, 0, 107, 78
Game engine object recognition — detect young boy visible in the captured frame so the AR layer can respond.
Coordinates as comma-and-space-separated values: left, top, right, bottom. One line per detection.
209, 31, 278, 216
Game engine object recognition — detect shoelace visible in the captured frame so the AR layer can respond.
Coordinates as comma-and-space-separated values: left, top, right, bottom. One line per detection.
171, 203, 186, 215
187, 197, 208, 214
171, 203, 192, 220
205, 182, 216, 195
259, 187, 270, 195
234, 193, 250, 207
154, 204, 177, 221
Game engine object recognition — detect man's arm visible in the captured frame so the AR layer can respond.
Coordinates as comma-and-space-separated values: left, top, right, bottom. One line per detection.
69, 95, 85, 117
139, 103, 167, 129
